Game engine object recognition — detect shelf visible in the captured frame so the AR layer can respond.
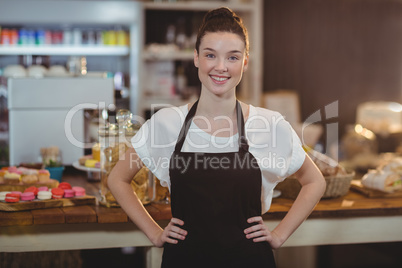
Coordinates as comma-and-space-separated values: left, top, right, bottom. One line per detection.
0, 45, 129, 56
143, 50, 194, 61
143, 1, 256, 12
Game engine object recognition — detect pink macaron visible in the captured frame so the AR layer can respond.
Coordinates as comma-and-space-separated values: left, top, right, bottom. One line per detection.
21, 192, 35, 201
64, 189, 75, 198
72, 186, 85, 197
11, 191, 22, 196
38, 186, 49, 192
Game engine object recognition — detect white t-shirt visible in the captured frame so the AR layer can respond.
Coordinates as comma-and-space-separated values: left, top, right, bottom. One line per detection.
132, 104, 306, 213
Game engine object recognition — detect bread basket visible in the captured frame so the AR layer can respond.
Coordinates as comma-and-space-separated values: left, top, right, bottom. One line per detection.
275, 149, 355, 199
276, 172, 355, 199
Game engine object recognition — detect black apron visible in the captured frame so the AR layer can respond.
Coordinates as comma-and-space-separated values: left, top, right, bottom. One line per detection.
162, 100, 276, 268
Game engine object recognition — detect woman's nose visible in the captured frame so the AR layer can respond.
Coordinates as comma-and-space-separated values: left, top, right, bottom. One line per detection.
215, 59, 227, 72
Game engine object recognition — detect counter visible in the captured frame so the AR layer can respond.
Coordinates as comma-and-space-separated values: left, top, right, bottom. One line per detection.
1, 170, 402, 268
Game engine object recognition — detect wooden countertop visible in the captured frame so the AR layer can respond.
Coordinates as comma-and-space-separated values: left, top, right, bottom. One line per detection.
2, 169, 402, 227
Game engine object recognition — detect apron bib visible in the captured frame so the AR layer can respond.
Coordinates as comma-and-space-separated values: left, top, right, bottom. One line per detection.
162, 100, 276, 268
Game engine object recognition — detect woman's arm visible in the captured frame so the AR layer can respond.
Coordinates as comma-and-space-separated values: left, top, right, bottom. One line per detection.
245, 154, 326, 249
107, 147, 187, 247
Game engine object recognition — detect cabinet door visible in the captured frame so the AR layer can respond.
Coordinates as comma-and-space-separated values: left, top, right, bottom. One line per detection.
9, 109, 84, 165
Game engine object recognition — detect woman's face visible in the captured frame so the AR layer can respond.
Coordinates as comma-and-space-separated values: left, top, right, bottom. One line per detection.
194, 32, 248, 98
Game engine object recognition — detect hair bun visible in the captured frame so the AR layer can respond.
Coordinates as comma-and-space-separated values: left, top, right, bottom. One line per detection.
204, 7, 238, 22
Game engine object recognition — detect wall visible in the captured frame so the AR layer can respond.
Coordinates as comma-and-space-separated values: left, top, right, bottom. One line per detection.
264, 0, 402, 138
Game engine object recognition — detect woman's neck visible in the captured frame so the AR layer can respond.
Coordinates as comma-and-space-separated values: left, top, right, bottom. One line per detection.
196, 91, 237, 118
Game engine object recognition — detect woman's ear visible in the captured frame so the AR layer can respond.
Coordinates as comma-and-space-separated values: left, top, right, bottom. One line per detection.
194, 49, 199, 68
243, 55, 249, 72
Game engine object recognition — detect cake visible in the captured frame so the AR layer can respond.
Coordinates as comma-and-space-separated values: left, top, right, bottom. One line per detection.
38, 169, 50, 182
4, 173, 21, 184
0, 170, 8, 183
21, 174, 39, 184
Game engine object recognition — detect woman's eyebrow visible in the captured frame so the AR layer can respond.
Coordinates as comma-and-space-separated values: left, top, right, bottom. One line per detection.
202, 47, 242, 54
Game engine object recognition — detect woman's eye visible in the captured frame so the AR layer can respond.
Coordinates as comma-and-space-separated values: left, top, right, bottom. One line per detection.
206, 54, 215, 58
229, 56, 239, 61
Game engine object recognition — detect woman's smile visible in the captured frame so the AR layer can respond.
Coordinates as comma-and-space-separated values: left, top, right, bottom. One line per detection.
210, 75, 230, 84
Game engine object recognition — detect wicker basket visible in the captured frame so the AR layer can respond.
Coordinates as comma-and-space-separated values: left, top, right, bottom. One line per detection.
275, 172, 355, 199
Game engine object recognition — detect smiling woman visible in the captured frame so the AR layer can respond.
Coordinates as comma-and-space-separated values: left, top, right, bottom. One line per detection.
107, 7, 326, 268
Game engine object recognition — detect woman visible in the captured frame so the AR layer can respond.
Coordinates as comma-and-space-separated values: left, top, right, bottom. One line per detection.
108, 7, 326, 268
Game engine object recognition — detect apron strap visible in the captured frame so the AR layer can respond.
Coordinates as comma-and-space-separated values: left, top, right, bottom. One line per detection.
237, 101, 249, 152
174, 99, 249, 152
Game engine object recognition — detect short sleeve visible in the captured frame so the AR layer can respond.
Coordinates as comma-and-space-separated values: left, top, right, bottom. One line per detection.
131, 106, 187, 189
247, 106, 306, 213
286, 126, 306, 176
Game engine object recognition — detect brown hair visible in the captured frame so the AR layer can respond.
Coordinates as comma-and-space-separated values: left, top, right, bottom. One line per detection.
195, 7, 249, 56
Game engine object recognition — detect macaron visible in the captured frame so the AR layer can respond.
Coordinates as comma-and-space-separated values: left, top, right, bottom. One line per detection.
24, 186, 39, 196
38, 186, 49, 192
58, 182, 72, 190
64, 189, 75, 198
51, 188, 64, 199
72, 186, 85, 197
0, 191, 11, 201
5, 193, 20, 203
37, 191, 52, 200
21, 192, 35, 201
11, 191, 22, 196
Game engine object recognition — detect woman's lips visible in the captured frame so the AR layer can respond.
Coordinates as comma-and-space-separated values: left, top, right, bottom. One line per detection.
210, 75, 230, 84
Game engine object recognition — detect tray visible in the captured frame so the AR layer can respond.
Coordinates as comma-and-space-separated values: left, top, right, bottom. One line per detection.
350, 180, 402, 198
0, 195, 97, 211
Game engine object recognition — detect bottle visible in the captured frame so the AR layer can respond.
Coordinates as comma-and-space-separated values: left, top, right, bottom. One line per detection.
165, 24, 175, 44
175, 65, 187, 96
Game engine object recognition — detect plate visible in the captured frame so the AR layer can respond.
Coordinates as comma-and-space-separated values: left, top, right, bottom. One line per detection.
72, 161, 100, 173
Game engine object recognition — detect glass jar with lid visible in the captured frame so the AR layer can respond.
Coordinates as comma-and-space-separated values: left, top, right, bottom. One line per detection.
99, 109, 149, 207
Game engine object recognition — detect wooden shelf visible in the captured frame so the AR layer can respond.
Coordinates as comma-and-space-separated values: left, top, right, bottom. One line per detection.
143, 50, 194, 61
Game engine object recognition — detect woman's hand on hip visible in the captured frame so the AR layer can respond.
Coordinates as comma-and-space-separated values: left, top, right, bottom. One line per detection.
153, 218, 187, 247
244, 216, 283, 249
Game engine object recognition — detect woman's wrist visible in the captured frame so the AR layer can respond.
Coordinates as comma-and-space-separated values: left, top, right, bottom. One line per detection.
271, 229, 287, 248
148, 227, 164, 247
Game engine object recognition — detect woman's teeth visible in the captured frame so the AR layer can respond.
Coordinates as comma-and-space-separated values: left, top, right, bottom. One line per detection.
211, 76, 228, 82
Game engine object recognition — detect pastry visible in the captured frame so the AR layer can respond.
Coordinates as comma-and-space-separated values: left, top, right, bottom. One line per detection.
72, 186, 85, 197
38, 169, 50, 182
21, 192, 35, 201
51, 188, 64, 199
38, 186, 48, 192
4, 173, 21, 184
85, 159, 98, 168
79, 155, 92, 166
361, 170, 402, 193
64, 189, 75, 198
24, 186, 39, 196
37, 191, 52, 200
21, 174, 39, 184
58, 182, 72, 190
5, 193, 20, 203
0, 170, 8, 183
0, 191, 11, 201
